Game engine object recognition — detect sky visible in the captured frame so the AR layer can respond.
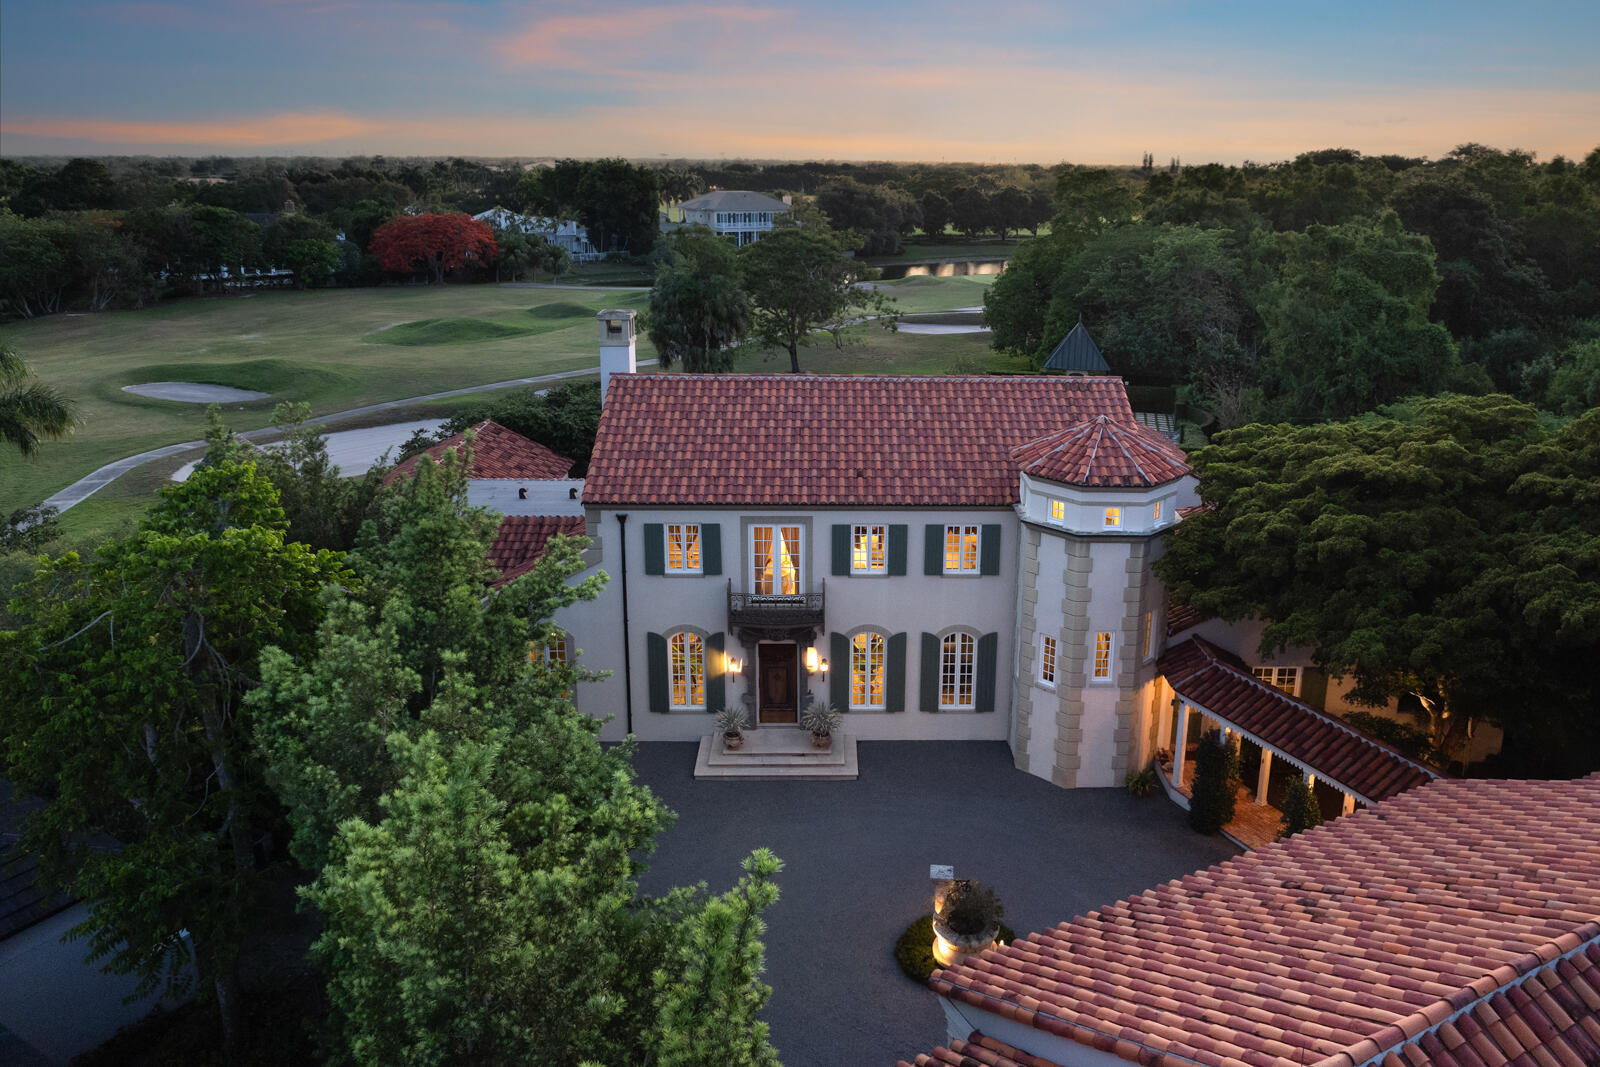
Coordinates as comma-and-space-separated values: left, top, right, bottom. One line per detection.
1, 0, 1597, 164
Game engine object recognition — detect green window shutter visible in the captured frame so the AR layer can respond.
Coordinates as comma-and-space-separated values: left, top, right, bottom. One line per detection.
830, 632, 849, 708
646, 632, 669, 713
701, 523, 722, 576
979, 524, 1002, 575
831, 524, 851, 576
888, 525, 908, 576
643, 524, 665, 575
920, 632, 940, 711
924, 525, 944, 576
976, 632, 999, 712
1301, 667, 1329, 710
707, 631, 726, 711
886, 632, 906, 712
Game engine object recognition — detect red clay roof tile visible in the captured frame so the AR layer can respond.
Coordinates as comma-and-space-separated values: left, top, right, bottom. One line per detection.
1011, 416, 1191, 488
910, 777, 1600, 1067
384, 419, 573, 486
487, 515, 586, 586
583, 374, 1143, 507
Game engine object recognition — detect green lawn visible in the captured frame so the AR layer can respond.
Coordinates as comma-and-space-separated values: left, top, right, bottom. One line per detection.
0, 275, 998, 512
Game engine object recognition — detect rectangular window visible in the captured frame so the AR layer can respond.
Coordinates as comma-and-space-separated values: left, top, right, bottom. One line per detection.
1142, 611, 1154, 660
666, 523, 701, 572
1103, 507, 1122, 528
850, 632, 886, 709
752, 525, 802, 594
1251, 666, 1301, 696
669, 632, 706, 708
944, 525, 980, 573
852, 524, 886, 574
940, 632, 976, 709
1039, 635, 1057, 687
1092, 632, 1113, 680
1049, 499, 1065, 524
1153, 500, 1163, 523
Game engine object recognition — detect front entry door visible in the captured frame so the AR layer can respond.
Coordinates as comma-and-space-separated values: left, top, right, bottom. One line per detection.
758, 644, 798, 724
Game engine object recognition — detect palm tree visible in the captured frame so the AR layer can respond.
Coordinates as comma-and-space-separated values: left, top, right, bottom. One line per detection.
0, 342, 77, 459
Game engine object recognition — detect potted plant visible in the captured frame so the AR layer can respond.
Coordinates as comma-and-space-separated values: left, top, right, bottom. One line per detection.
932, 880, 1005, 966
715, 706, 749, 750
800, 700, 842, 749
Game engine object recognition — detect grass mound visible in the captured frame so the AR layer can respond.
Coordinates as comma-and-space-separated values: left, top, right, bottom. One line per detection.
123, 360, 347, 396
894, 914, 1015, 983
369, 318, 534, 346
527, 301, 596, 320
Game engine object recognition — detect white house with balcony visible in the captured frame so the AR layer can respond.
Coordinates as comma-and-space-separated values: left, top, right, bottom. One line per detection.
473, 207, 604, 261
672, 190, 789, 246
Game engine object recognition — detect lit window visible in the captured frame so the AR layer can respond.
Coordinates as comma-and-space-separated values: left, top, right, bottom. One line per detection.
1251, 666, 1301, 696
1039, 635, 1057, 687
1153, 500, 1163, 523
528, 632, 568, 666
1092, 632, 1113, 680
669, 632, 706, 708
751, 525, 802, 594
1049, 499, 1065, 523
944, 525, 980, 573
1103, 508, 1121, 528
852, 524, 886, 574
1142, 612, 1154, 660
666, 524, 701, 573
850, 632, 886, 709
940, 632, 976, 709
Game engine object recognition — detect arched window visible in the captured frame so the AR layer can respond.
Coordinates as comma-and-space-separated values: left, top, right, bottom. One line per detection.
668, 631, 705, 709
850, 631, 886, 709
940, 631, 977, 709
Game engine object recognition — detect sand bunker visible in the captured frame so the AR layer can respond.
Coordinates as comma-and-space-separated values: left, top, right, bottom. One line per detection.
124, 382, 271, 403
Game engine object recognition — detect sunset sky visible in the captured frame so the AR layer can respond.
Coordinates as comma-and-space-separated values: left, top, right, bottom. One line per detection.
2, 0, 1596, 164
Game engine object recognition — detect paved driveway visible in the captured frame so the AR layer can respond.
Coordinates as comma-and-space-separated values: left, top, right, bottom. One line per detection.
631, 741, 1240, 1067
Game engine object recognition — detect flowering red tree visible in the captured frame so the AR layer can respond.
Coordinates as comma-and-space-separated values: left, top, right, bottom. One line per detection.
369, 213, 498, 283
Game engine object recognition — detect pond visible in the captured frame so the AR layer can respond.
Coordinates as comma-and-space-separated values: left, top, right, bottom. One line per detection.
874, 259, 1008, 280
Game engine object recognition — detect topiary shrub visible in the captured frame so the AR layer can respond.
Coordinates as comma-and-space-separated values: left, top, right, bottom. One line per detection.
1278, 774, 1325, 839
1188, 730, 1239, 835
935, 879, 1004, 936
895, 914, 1015, 983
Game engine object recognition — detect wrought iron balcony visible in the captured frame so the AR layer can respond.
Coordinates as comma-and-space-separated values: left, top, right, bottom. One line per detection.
727, 579, 825, 634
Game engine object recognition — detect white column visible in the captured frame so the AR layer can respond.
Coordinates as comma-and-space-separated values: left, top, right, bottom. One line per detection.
1256, 749, 1273, 805
1342, 793, 1356, 816
1171, 701, 1191, 784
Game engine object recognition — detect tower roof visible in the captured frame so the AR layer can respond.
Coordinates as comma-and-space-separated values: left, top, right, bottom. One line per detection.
1011, 415, 1191, 488
1042, 319, 1111, 373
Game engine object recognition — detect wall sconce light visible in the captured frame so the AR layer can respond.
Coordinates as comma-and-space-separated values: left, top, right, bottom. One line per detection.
727, 656, 744, 674
805, 647, 819, 672
818, 658, 829, 673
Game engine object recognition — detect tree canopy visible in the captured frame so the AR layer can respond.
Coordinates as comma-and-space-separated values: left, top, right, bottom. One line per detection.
647, 224, 752, 372
369, 212, 498, 283
0, 340, 77, 458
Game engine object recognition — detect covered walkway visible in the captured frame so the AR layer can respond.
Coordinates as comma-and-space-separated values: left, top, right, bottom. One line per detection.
1155, 637, 1438, 846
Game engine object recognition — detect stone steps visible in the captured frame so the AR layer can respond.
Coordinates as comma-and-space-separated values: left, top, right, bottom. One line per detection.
692, 730, 859, 780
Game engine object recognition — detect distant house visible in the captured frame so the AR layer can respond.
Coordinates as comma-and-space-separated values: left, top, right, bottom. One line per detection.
673, 190, 790, 246
472, 207, 604, 261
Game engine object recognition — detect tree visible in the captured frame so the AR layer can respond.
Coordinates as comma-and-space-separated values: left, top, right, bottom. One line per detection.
651, 849, 784, 1067
815, 179, 920, 256
648, 224, 752, 372
1051, 167, 1140, 249
263, 213, 341, 288
0, 209, 71, 317
1277, 775, 1324, 839
1254, 211, 1461, 421
0, 341, 76, 458
1187, 730, 1239, 834
0, 463, 348, 1056
370, 212, 498, 283
948, 185, 993, 237
1155, 394, 1600, 774
739, 221, 897, 373
919, 190, 952, 239
574, 158, 660, 255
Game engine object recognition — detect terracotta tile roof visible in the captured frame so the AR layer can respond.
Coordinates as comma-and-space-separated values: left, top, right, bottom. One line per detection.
1166, 602, 1208, 637
583, 374, 1136, 507
926, 773, 1600, 1067
1011, 415, 1191, 488
900, 1031, 1070, 1067
1159, 636, 1436, 803
1379, 938, 1600, 1067
384, 420, 572, 486
487, 515, 586, 586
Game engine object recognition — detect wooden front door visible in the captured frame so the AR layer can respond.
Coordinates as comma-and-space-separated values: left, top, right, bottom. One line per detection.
758, 643, 798, 724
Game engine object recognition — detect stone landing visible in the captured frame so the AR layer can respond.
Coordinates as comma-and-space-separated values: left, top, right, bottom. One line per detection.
692, 728, 859, 781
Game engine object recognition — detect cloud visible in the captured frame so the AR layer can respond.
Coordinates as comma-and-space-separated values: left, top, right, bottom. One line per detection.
498, 4, 779, 70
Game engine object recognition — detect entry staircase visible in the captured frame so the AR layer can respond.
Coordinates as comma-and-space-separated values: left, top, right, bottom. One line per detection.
692, 727, 858, 781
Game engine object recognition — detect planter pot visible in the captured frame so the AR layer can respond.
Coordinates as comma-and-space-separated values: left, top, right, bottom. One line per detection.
811, 732, 832, 750
931, 917, 998, 967
723, 732, 745, 751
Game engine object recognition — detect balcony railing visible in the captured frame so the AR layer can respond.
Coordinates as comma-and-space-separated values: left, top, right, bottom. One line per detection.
727, 579, 825, 632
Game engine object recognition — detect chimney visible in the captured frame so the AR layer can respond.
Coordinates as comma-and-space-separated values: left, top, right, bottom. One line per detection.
596, 309, 637, 401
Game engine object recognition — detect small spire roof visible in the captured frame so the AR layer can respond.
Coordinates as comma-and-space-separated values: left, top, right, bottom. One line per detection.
1042, 317, 1110, 374
1011, 415, 1190, 488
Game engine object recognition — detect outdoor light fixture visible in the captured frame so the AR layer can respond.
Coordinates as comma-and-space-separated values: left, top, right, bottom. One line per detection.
727, 656, 744, 674
819, 658, 829, 672
805, 647, 819, 672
